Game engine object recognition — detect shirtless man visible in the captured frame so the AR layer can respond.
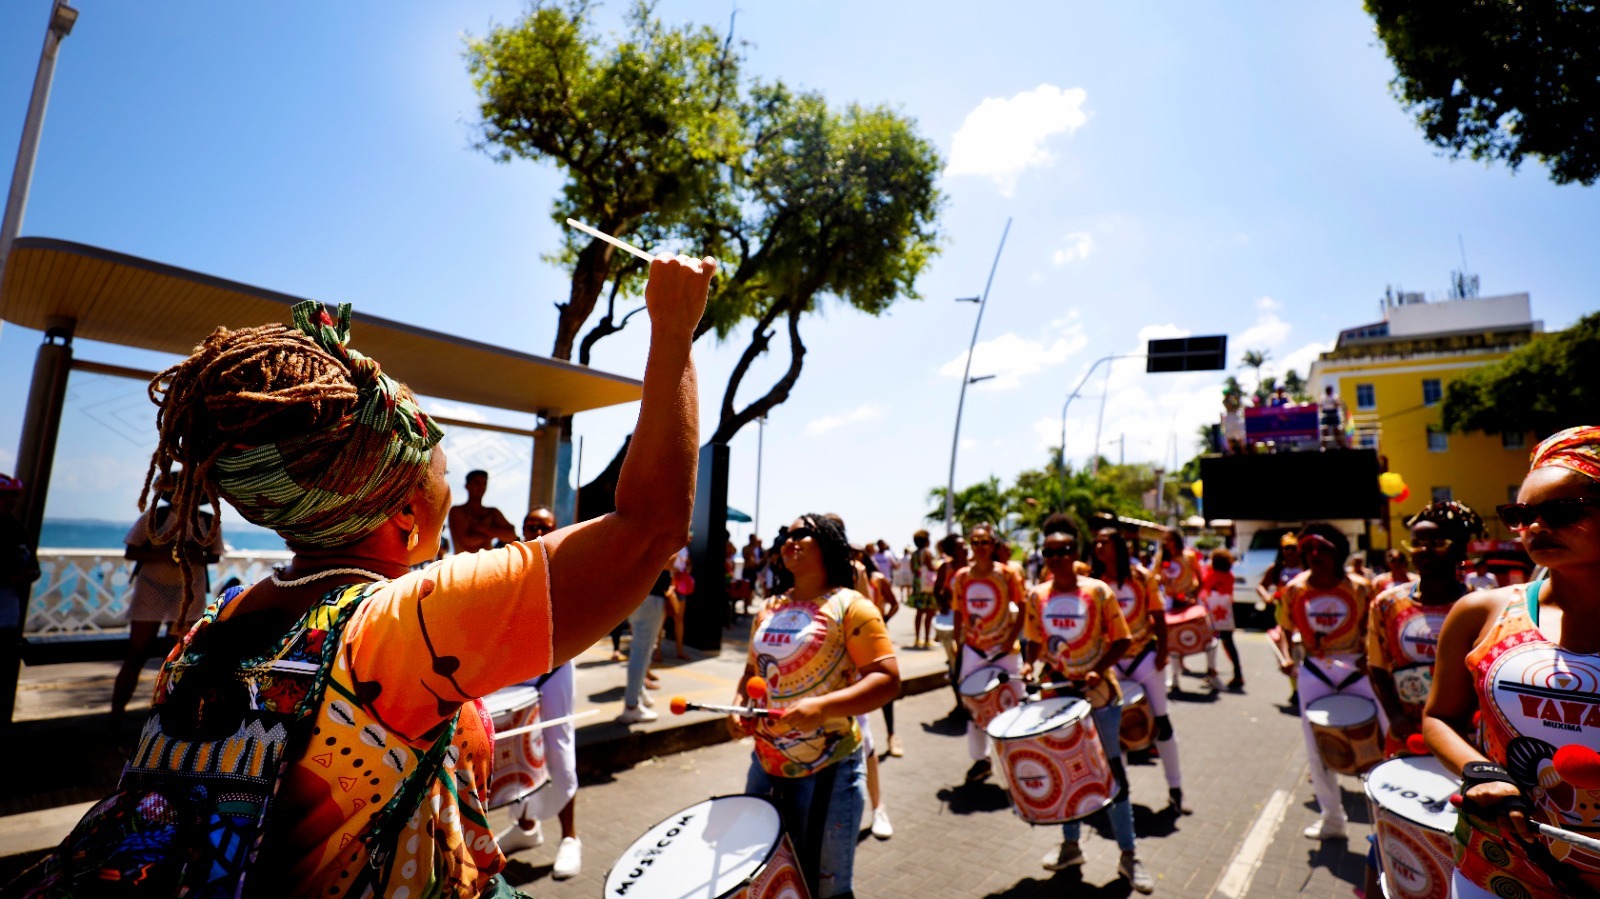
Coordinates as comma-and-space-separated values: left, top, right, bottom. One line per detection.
448, 469, 519, 554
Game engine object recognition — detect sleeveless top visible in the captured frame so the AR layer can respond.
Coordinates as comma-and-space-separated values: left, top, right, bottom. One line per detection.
1457, 582, 1600, 897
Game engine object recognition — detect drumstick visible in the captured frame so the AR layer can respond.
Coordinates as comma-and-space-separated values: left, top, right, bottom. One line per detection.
564, 218, 657, 264
493, 709, 601, 741
669, 697, 786, 719
1447, 794, 1600, 854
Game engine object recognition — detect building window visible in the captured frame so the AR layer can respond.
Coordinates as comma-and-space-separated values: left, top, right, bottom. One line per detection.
1421, 379, 1442, 406
1356, 430, 1378, 449
1427, 426, 1449, 452
1502, 430, 1526, 450
1356, 383, 1376, 410
1432, 486, 1453, 504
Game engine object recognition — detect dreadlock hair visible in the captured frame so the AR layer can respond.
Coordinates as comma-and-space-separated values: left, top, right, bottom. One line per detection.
141, 322, 362, 622
1089, 527, 1132, 585
802, 513, 856, 589
1404, 501, 1485, 562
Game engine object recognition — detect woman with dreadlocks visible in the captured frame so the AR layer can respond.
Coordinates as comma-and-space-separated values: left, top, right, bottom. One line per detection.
1425, 427, 1600, 898
737, 513, 901, 898
20, 254, 716, 897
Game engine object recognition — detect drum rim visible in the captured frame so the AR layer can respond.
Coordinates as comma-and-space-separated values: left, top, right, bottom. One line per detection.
602, 793, 786, 895
986, 696, 1090, 741
481, 684, 541, 715
1011, 786, 1115, 825
958, 665, 1014, 695
1304, 693, 1378, 726
1361, 757, 1460, 831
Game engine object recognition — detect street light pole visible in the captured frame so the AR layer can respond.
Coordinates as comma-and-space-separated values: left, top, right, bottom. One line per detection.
1059, 353, 1145, 490
0, 0, 78, 284
754, 415, 765, 537
945, 218, 1012, 536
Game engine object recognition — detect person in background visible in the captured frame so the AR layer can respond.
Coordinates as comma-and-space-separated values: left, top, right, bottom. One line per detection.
1320, 385, 1346, 448
1156, 529, 1220, 693
1202, 548, 1244, 690
1425, 426, 1600, 898
871, 540, 895, 589
737, 514, 899, 898
740, 533, 764, 614
0, 475, 38, 731
906, 530, 938, 649
661, 538, 692, 660
112, 479, 225, 722
950, 524, 1024, 781
892, 544, 913, 602
447, 469, 519, 554
1371, 548, 1417, 593
848, 538, 898, 840
1463, 556, 1499, 592
1259, 533, 1307, 703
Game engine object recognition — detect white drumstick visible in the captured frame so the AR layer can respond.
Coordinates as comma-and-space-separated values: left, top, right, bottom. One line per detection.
493, 708, 601, 741
564, 218, 657, 264
1535, 821, 1600, 854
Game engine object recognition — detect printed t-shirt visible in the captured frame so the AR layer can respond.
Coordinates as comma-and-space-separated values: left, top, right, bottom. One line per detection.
1106, 568, 1160, 657
1201, 567, 1236, 630
1157, 548, 1202, 601
1456, 584, 1600, 897
1278, 571, 1372, 658
748, 588, 894, 778
1371, 570, 1417, 593
1366, 582, 1456, 732
193, 540, 555, 897
952, 564, 1026, 656
1024, 575, 1130, 680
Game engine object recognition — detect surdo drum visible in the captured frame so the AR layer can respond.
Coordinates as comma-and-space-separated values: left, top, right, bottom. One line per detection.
1165, 604, 1215, 657
1119, 683, 1155, 753
959, 665, 1024, 730
1363, 756, 1459, 899
986, 698, 1116, 825
604, 795, 809, 899
481, 684, 548, 809
1305, 694, 1385, 776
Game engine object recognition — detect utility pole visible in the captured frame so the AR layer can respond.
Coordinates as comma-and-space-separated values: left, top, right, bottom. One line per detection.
944, 218, 1011, 536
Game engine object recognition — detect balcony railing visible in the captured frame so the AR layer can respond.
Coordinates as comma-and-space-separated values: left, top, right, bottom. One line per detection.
25, 548, 294, 636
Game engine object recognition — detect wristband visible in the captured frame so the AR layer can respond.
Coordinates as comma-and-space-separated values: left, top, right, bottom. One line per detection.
1460, 761, 1515, 793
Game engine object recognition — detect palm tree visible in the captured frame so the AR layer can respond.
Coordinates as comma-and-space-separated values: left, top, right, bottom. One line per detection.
926, 477, 1007, 534
1239, 348, 1271, 394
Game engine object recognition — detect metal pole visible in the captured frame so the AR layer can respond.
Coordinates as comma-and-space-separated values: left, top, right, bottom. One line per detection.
1058, 353, 1144, 493
754, 415, 764, 537
945, 218, 1012, 535
1090, 362, 1114, 475
0, 0, 78, 283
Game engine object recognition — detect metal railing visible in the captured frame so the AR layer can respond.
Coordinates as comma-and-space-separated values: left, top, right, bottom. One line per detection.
25, 548, 293, 636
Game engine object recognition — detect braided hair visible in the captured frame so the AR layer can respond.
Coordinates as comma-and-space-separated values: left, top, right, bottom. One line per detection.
1089, 527, 1131, 585
1404, 501, 1485, 561
804, 513, 857, 589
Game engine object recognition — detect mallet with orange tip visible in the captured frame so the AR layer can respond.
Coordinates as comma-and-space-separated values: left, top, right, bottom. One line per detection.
668, 677, 785, 718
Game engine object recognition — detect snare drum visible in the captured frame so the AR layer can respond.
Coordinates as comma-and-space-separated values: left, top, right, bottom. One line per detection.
605, 795, 810, 899
1363, 756, 1459, 899
1305, 694, 1385, 776
1165, 604, 1215, 657
986, 698, 1116, 825
1119, 683, 1155, 753
482, 684, 548, 809
958, 666, 1024, 730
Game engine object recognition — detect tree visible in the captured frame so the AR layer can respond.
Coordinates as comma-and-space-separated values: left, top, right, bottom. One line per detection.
466, 1, 743, 361
926, 477, 1007, 534
1442, 312, 1600, 437
1365, 0, 1600, 185
1283, 368, 1310, 403
1239, 348, 1271, 394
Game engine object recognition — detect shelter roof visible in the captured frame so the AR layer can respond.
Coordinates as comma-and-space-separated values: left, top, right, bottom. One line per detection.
0, 237, 642, 417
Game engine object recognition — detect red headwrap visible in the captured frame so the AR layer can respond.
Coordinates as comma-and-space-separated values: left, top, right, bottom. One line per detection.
1529, 426, 1600, 483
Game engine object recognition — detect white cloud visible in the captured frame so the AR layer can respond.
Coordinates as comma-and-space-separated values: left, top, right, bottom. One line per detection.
1255, 295, 1281, 311
1051, 231, 1095, 265
807, 404, 883, 435
940, 327, 1088, 390
946, 84, 1089, 195
1237, 312, 1291, 349
1280, 340, 1332, 380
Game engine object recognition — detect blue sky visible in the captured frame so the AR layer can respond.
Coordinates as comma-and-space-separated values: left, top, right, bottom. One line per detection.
1, 1, 1596, 551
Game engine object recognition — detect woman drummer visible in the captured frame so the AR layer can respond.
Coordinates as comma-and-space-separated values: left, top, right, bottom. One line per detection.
1156, 529, 1222, 693
21, 254, 717, 896
1095, 528, 1188, 816
1272, 522, 1378, 841
950, 523, 1027, 781
1423, 427, 1600, 898
736, 513, 900, 898
1027, 515, 1155, 893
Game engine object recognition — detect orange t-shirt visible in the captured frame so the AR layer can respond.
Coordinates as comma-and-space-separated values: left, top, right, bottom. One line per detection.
198, 542, 554, 898
952, 564, 1026, 655
1156, 548, 1202, 601
1279, 571, 1372, 658
1023, 575, 1130, 679
1366, 581, 1456, 731
1104, 567, 1160, 656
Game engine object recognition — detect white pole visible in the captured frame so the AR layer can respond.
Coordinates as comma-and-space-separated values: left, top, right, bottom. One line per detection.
945, 218, 1012, 535
0, 0, 78, 287
754, 415, 764, 537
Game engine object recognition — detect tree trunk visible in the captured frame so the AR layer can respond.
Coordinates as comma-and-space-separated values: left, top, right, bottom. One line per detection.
708, 300, 806, 444
552, 236, 616, 362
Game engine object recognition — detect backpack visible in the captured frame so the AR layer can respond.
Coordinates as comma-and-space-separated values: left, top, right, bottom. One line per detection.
12, 581, 456, 897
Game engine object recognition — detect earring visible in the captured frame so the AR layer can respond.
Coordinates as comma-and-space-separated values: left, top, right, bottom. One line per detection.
407, 527, 419, 551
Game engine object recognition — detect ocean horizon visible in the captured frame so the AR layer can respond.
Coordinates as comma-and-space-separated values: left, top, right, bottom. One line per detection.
40, 518, 289, 553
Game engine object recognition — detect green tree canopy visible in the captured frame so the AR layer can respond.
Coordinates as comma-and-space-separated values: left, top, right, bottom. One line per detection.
1442, 312, 1600, 437
1366, 0, 1600, 185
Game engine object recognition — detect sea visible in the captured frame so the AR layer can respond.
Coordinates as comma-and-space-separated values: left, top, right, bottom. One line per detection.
39, 518, 289, 553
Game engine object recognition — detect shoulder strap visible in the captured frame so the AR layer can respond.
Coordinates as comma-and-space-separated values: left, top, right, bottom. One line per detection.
1526, 579, 1543, 627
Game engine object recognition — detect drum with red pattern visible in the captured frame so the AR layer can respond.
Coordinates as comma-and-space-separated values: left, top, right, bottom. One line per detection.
1306, 694, 1385, 776
1119, 683, 1155, 753
481, 684, 549, 809
958, 665, 1025, 730
605, 795, 811, 898
1363, 756, 1458, 899
1165, 604, 1215, 657
987, 697, 1115, 825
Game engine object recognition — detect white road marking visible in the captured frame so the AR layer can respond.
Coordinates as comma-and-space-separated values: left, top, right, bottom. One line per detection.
1210, 785, 1295, 898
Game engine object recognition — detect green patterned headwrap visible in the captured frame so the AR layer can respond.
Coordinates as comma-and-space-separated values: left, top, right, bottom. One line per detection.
213, 301, 444, 547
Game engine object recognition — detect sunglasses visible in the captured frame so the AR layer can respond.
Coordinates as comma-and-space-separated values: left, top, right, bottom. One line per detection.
1497, 497, 1600, 530
1041, 545, 1078, 558
969, 538, 996, 546
782, 526, 818, 543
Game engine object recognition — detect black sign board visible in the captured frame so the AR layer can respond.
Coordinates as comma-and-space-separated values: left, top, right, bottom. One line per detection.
1146, 335, 1228, 373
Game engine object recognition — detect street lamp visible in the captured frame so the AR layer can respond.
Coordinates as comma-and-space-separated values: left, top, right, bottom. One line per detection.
1059, 353, 1145, 486
945, 218, 1012, 536
0, 0, 79, 283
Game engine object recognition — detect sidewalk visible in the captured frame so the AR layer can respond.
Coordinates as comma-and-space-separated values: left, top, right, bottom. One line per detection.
0, 597, 949, 861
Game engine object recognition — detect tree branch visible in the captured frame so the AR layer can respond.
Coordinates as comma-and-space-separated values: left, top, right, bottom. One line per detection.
709, 299, 806, 445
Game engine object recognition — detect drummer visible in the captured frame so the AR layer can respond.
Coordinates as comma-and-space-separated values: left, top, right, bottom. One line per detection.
1272, 522, 1379, 842
1424, 426, 1600, 898
1368, 501, 1482, 757
1026, 515, 1155, 893
736, 513, 900, 898
951, 523, 1027, 781
1095, 528, 1188, 816
1156, 529, 1222, 693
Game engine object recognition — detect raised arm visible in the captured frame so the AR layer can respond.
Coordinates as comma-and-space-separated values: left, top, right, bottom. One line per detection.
540, 253, 716, 664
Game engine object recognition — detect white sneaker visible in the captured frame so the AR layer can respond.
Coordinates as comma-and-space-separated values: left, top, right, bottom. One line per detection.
552, 836, 582, 879
616, 705, 657, 724
496, 820, 544, 853
640, 690, 655, 708
1303, 816, 1347, 840
871, 805, 894, 840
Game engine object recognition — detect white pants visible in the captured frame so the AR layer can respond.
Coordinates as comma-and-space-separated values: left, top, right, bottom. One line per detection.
512, 662, 578, 823
1168, 642, 1219, 690
1296, 656, 1387, 823
961, 645, 1021, 761
1116, 647, 1183, 789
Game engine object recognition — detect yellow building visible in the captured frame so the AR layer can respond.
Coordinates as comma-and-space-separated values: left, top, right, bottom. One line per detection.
1309, 291, 1539, 545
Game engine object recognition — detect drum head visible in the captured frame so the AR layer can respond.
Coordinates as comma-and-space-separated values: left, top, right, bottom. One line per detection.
987, 697, 1088, 741
605, 796, 784, 898
1122, 683, 1146, 705
959, 666, 1009, 696
1305, 694, 1376, 727
1363, 756, 1459, 832
482, 685, 539, 718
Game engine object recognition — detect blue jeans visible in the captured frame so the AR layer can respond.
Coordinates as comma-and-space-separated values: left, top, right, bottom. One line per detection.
745, 748, 866, 898
624, 594, 665, 709
1061, 701, 1137, 853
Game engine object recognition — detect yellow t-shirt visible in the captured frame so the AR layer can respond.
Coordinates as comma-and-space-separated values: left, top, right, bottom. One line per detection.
1024, 575, 1130, 679
748, 588, 894, 778
952, 564, 1025, 655
1278, 571, 1373, 658
1105, 566, 1160, 656
1367, 582, 1454, 730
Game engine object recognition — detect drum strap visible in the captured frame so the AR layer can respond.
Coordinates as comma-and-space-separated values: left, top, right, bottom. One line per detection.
1302, 657, 1364, 691
1118, 642, 1155, 675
